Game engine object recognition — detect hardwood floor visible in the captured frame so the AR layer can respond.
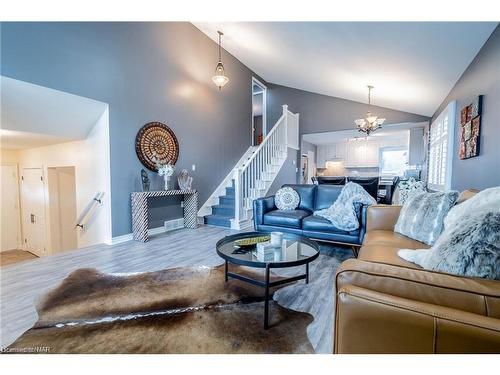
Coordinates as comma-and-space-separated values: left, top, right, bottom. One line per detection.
0, 225, 353, 353
0, 250, 38, 267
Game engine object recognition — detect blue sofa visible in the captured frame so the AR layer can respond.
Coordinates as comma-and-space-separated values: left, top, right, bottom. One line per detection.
253, 184, 367, 246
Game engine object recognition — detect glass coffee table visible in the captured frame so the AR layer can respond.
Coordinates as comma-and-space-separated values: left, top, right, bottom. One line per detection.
216, 231, 320, 329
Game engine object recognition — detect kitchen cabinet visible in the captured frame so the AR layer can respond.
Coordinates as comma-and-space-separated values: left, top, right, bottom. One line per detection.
316, 145, 327, 168
345, 139, 379, 167
316, 143, 345, 168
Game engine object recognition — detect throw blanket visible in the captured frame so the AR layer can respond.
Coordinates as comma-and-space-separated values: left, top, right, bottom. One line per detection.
314, 182, 376, 231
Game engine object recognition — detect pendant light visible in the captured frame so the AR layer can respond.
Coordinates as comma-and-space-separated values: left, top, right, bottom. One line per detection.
354, 85, 385, 135
212, 31, 229, 89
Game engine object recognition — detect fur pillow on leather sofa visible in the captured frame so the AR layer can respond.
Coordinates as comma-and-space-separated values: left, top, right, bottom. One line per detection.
398, 187, 500, 280
395, 190, 459, 246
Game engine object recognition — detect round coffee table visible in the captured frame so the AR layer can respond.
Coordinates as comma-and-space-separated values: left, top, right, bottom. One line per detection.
216, 231, 320, 329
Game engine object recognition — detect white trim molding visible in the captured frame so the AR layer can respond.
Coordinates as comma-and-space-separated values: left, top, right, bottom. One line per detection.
111, 218, 184, 245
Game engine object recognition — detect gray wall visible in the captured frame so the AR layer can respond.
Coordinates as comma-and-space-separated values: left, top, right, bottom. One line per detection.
1, 22, 264, 236
266, 84, 430, 190
301, 140, 317, 156
432, 24, 500, 191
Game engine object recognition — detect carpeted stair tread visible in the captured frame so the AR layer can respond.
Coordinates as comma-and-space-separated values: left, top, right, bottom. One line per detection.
204, 214, 232, 227
212, 204, 235, 216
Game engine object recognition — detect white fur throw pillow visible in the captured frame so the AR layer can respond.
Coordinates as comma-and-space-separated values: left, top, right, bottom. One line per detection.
398, 187, 500, 280
395, 190, 459, 246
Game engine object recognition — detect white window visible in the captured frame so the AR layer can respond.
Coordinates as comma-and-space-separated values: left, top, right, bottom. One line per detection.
380, 147, 408, 176
427, 101, 456, 191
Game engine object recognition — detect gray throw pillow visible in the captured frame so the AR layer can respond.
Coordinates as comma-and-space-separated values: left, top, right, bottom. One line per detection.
275, 187, 300, 210
395, 190, 459, 245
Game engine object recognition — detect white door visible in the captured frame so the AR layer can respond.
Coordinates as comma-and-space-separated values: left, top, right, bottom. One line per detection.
21, 168, 46, 257
1, 165, 21, 251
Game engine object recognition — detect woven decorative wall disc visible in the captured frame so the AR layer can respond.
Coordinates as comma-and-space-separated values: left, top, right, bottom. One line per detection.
135, 122, 179, 171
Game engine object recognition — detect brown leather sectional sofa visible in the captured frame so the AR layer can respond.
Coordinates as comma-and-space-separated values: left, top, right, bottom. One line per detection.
334, 192, 500, 353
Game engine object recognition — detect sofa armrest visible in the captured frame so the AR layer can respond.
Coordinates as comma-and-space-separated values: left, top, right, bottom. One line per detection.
336, 259, 500, 317
365, 205, 402, 232
335, 285, 500, 353
253, 196, 276, 226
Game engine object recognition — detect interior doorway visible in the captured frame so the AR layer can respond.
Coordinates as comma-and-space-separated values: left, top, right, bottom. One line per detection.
252, 77, 267, 146
20, 168, 46, 257
301, 151, 316, 184
1, 165, 21, 251
48, 166, 77, 253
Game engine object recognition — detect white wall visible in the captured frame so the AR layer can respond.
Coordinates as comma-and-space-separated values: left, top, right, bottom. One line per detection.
0, 150, 21, 252
1, 149, 20, 164
16, 107, 112, 252
48, 167, 78, 253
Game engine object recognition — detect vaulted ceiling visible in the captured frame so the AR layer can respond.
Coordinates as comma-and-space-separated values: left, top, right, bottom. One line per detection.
194, 22, 498, 116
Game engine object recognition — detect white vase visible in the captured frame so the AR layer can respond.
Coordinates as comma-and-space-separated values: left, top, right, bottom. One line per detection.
163, 175, 170, 191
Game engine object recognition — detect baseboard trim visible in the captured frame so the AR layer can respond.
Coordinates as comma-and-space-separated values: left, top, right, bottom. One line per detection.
111, 218, 184, 245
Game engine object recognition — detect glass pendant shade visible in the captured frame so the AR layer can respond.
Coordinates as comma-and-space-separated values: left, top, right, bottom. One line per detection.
366, 113, 378, 123
354, 119, 366, 127
212, 62, 229, 89
212, 31, 229, 90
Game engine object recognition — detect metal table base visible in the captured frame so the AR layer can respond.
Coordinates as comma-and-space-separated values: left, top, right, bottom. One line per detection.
224, 260, 309, 329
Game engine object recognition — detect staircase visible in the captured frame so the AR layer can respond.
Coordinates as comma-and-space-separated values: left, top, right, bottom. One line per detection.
204, 179, 237, 227
199, 105, 299, 229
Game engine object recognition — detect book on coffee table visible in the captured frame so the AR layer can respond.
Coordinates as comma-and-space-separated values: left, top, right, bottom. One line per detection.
255, 241, 282, 262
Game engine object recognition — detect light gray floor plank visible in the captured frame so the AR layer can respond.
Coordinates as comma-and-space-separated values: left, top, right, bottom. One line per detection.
0, 225, 352, 353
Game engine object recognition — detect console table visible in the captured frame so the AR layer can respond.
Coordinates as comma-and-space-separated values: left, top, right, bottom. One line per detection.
131, 190, 198, 242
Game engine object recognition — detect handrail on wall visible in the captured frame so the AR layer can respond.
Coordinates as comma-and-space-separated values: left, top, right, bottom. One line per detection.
74, 191, 104, 229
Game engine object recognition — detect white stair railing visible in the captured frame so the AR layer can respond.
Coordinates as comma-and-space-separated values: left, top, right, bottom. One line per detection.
197, 146, 257, 218
233, 105, 299, 225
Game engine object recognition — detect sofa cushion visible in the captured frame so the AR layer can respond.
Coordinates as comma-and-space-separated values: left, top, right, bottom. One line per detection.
358, 245, 422, 269
314, 185, 343, 210
363, 230, 430, 250
302, 215, 357, 234
282, 184, 316, 212
263, 209, 311, 229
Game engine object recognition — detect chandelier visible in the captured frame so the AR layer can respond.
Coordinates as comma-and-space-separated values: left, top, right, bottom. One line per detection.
354, 85, 385, 135
212, 31, 229, 90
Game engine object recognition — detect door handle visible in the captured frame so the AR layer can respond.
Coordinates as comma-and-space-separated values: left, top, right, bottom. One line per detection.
30, 214, 35, 223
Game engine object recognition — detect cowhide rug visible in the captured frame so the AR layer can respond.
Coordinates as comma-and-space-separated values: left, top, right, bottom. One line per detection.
8, 264, 314, 354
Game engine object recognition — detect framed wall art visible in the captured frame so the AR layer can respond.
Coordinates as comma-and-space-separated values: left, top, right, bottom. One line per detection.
459, 95, 482, 160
